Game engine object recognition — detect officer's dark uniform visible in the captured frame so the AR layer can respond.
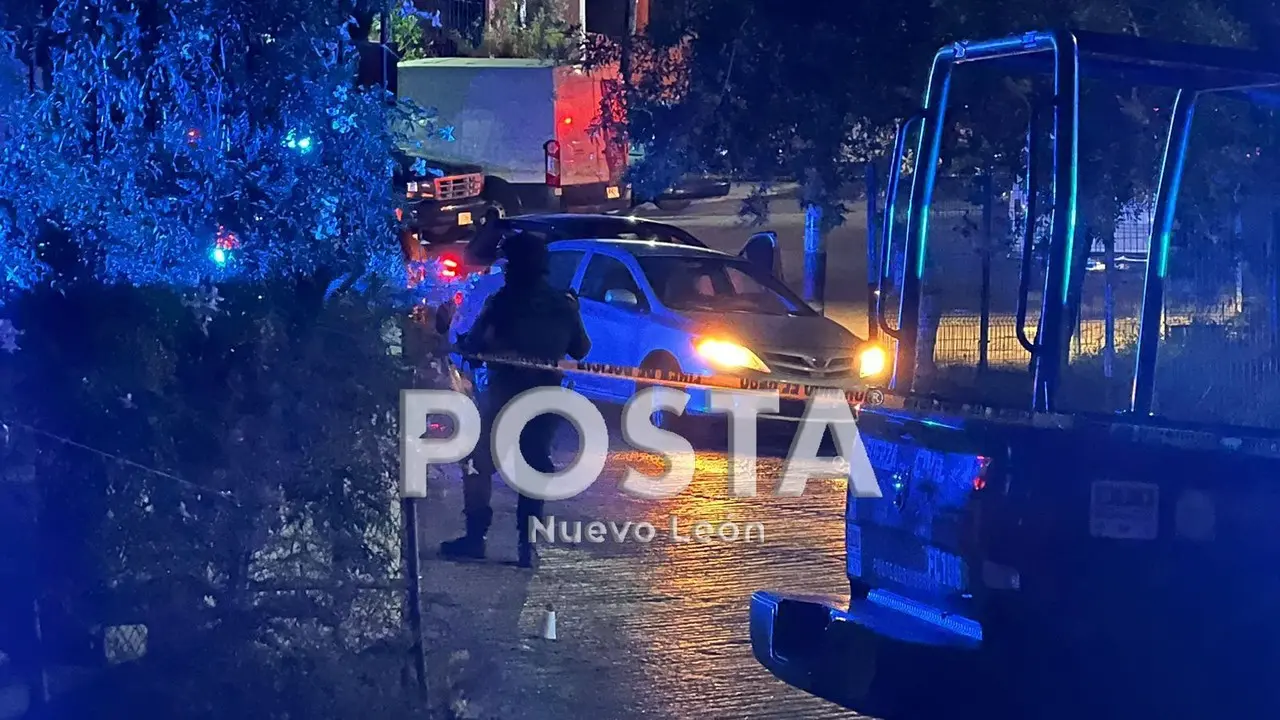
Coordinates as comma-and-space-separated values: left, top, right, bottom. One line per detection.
440, 231, 591, 568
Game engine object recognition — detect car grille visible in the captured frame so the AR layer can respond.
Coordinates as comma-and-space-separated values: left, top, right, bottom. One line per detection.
761, 351, 854, 379
434, 174, 483, 201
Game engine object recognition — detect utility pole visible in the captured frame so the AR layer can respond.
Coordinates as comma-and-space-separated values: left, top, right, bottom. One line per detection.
383, 0, 425, 696
803, 200, 827, 315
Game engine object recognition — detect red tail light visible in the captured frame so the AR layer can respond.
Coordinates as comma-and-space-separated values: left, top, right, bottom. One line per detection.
544, 140, 561, 188
973, 456, 992, 491
440, 257, 459, 278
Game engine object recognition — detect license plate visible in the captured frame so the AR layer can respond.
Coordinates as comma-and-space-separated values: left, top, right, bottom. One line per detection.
457, 212, 472, 226
606, 186, 621, 199
1090, 480, 1159, 540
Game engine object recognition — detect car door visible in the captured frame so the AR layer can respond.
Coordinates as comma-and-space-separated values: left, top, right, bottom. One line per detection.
543, 247, 587, 388
546, 248, 586, 293
573, 251, 648, 401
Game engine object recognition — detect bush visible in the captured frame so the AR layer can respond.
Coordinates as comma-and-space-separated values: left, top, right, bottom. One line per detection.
0, 277, 450, 719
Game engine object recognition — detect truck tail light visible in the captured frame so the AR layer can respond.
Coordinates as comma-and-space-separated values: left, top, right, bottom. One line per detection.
544, 139, 561, 188
973, 456, 992, 491
440, 257, 459, 278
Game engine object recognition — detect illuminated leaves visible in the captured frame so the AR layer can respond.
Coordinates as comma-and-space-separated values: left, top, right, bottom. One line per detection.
0, 0, 422, 295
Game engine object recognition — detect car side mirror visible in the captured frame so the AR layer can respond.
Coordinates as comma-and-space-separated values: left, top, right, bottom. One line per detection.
605, 289, 639, 308
740, 231, 782, 278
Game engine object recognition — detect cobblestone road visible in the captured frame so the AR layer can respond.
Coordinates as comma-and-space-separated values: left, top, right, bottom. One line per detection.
418, 426, 868, 719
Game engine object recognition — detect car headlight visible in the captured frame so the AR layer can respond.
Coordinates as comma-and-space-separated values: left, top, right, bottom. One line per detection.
858, 344, 887, 378
695, 338, 770, 373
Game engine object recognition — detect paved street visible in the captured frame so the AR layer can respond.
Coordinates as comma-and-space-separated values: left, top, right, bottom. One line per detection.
418, 427, 866, 719
632, 189, 1158, 369
632, 188, 877, 340
416, 190, 876, 718
411, 187, 1150, 718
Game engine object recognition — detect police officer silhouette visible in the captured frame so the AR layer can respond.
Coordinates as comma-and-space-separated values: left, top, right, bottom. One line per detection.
441, 230, 591, 568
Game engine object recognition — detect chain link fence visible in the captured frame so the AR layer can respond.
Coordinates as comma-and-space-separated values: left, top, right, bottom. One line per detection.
419, 0, 488, 47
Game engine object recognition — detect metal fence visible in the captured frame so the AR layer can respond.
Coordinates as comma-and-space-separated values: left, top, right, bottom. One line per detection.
873, 161, 1280, 428
419, 0, 487, 47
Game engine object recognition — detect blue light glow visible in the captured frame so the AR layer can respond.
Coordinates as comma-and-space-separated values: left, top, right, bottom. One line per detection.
284, 129, 314, 154
0, 1, 441, 297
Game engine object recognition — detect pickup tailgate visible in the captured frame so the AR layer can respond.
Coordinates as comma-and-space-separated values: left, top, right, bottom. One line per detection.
846, 409, 1280, 717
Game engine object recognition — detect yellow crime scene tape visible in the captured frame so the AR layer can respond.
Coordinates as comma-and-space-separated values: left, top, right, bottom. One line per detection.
445, 351, 1280, 459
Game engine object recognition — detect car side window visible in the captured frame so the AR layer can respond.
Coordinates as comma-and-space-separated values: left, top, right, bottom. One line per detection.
546, 250, 585, 290
579, 254, 646, 308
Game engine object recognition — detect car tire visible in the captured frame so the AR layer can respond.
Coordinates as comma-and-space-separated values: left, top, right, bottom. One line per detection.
655, 198, 692, 212
481, 181, 518, 224
482, 203, 506, 226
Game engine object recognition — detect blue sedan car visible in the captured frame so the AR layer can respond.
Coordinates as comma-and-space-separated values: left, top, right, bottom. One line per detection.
446, 229, 888, 420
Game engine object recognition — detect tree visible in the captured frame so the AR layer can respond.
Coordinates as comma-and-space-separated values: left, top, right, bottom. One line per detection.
369, 2, 444, 61
0, 1, 456, 714
619, 0, 934, 214
0, 0, 425, 296
621, 0, 1278, 392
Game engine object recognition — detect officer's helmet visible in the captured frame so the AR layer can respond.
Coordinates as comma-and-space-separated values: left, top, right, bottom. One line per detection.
499, 230, 549, 277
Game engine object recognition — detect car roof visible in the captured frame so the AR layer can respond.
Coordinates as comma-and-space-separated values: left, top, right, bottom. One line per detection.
548, 237, 736, 260
505, 214, 707, 246
463, 212, 709, 264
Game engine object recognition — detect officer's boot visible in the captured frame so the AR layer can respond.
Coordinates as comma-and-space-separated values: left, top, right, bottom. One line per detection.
440, 507, 492, 561
516, 496, 544, 569
517, 541, 537, 570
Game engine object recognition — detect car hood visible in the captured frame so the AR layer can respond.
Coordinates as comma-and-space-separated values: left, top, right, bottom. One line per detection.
679, 311, 863, 354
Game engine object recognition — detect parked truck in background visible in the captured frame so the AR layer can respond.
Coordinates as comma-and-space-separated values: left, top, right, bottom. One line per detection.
394, 149, 486, 246
398, 57, 631, 221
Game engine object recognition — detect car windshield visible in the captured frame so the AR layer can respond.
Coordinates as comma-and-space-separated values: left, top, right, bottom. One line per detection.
588, 223, 705, 247
636, 256, 815, 316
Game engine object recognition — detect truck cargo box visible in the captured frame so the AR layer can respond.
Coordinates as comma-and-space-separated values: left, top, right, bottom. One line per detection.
397, 57, 626, 212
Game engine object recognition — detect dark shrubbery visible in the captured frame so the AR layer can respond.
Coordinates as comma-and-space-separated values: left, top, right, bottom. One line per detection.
0, 279, 449, 719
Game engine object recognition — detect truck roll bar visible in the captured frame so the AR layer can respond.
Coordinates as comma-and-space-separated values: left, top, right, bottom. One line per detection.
878, 112, 925, 346
882, 28, 1280, 413
888, 31, 1080, 410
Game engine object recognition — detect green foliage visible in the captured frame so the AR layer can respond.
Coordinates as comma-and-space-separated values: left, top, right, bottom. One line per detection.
370, 3, 433, 61
616, 0, 935, 217
0, 1, 465, 711
469, 0, 582, 62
